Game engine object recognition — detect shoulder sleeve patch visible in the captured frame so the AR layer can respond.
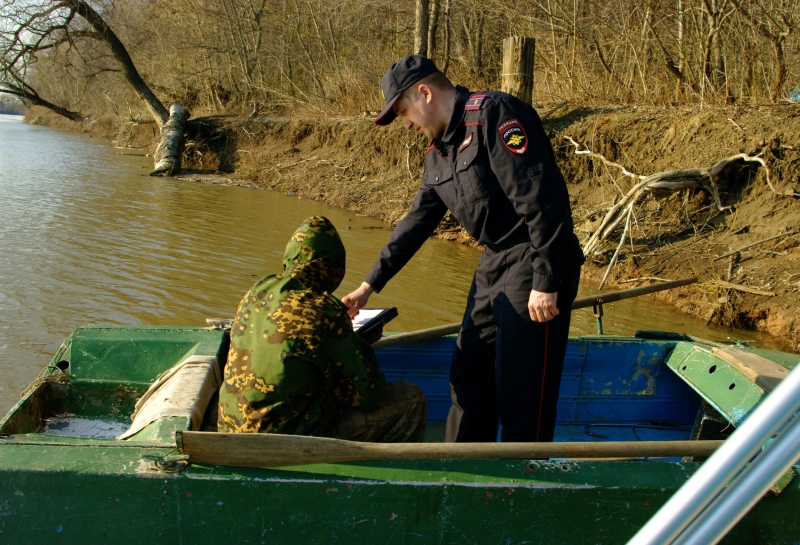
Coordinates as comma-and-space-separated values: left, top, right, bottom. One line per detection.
497, 118, 528, 155
465, 93, 487, 111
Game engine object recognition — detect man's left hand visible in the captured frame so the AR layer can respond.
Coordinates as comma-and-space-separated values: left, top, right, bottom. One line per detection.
528, 290, 559, 322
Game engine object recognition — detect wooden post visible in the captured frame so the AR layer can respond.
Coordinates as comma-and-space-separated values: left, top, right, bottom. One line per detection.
502, 37, 536, 105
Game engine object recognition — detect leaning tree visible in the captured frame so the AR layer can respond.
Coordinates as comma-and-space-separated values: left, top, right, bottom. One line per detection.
0, 0, 186, 175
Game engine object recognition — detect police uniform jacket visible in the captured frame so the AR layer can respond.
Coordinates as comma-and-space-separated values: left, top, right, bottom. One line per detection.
365, 86, 584, 294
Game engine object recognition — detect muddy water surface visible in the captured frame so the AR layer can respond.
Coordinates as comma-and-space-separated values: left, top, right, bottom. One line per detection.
0, 116, 780, 414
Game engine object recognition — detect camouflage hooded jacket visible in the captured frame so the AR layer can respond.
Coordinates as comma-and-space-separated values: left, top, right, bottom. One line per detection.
218, 216, 386, 435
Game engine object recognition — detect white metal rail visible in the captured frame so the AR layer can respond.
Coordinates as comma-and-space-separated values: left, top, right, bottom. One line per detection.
627, 359, 800, 545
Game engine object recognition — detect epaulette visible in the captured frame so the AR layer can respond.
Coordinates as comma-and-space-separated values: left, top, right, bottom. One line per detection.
465, 93, 487, 111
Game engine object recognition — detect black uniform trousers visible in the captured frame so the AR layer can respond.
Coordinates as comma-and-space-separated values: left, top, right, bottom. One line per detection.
450, 242, 581, 443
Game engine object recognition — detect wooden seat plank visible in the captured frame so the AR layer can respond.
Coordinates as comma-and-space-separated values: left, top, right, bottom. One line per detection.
711, 347, 789, 393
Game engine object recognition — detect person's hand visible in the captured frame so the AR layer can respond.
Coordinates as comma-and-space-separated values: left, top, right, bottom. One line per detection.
342, 282, 375, 319
528, 289, 559, 322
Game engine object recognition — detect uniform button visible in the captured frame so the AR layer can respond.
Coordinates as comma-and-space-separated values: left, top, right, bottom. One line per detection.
463, 161, 467, 166
435, 176, 439, 182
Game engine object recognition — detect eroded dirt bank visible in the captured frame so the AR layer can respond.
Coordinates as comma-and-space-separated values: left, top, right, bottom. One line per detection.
31, 103, 800, 352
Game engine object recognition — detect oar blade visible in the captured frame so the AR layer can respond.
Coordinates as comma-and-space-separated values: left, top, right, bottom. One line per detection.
177, 431, 378, 467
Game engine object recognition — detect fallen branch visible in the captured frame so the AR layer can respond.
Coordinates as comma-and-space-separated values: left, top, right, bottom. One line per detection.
716, 280, 776, 297
599, 202, 632, 289
564, 136, 644, 181
568, 136, 774, 256
275, 156, 319, 169
713, 230, 799, 260
618, 276, 672, 284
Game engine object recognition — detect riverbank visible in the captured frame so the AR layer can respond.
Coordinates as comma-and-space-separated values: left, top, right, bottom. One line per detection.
28, 103, 800, 352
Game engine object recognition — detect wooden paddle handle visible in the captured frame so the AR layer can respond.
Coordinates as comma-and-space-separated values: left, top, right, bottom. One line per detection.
178, 431, 722, 468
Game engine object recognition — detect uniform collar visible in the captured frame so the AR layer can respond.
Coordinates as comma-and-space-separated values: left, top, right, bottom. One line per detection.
439, 86, 471, 145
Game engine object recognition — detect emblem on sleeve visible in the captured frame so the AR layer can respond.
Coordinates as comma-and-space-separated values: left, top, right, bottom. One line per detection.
498, 118, 527, 154
458, 133, 473, 152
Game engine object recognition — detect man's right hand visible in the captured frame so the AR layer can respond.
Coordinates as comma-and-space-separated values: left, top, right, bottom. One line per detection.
342, 282, 375, 318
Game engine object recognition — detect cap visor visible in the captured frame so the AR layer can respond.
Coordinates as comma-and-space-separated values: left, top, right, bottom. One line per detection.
374, 94, 400, 126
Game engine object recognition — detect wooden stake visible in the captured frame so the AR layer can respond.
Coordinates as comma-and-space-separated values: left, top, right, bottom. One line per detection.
502, 37, 536, 105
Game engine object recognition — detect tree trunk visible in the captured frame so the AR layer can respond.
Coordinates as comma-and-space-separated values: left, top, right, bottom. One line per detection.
502, 37, 536, 106
414, 0, 429, 56
771, 38, 787, 102
463, 13, 484, 76
729, 0, 791, 103
427, 0, 440, 60
68, 0, 169, 126
151, 105, 189, 177
441, 0, 451, 75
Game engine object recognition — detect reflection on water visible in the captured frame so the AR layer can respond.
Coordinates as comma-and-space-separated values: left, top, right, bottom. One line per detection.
0, 118, 781, 414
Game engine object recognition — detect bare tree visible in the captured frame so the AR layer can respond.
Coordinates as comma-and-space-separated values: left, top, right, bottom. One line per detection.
0, 0, 168, 123
729, 0, 795, 101
415, 0, 430, 56
427, 0, 440, 60
441, 0, 451, 74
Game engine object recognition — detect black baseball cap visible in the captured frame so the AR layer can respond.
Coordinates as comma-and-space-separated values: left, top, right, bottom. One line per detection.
374, 56, 439, 126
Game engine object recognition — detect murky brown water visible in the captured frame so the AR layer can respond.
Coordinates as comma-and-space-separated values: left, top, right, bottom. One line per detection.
0, 117, 781, 415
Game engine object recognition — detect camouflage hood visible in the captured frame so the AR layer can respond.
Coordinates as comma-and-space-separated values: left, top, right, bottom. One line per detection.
218, 215, 383, 436
282, 216, 346, 293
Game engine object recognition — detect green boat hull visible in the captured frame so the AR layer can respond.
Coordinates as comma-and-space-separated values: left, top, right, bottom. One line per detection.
1, 325, 799, 543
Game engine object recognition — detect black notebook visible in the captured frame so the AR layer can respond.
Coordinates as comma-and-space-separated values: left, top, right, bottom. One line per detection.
353, 307, 398, 338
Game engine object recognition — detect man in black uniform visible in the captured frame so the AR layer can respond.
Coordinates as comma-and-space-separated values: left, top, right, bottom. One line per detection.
342, 56, 584, 443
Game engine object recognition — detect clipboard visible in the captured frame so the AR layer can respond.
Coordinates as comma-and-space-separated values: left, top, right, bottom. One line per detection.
353, 307, 398, 338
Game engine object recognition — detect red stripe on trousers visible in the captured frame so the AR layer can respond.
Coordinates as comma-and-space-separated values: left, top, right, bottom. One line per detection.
536, 322, 550, 441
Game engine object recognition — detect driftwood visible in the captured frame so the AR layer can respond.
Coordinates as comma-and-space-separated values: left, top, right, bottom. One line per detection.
716, 280, 776, 297
150, 104, 189, 177
566, 136, 776, 257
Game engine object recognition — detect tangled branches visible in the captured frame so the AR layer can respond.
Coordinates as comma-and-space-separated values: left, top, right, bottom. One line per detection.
565, 136, 781, 258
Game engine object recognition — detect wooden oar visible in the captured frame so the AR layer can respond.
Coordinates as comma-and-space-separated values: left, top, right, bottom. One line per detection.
177, 431, 722, 468
372, 277, 698, 349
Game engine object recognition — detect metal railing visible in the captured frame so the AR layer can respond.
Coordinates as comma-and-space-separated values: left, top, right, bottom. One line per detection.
627, 359, 800, 545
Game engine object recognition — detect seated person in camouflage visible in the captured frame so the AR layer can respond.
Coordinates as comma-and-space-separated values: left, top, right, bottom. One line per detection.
218, 215, 427, 442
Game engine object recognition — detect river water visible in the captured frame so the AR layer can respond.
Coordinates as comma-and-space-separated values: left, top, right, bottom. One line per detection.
0, 116, 780, 414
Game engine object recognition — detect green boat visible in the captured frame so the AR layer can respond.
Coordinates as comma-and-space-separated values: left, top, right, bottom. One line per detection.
1, 322, 799, 544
